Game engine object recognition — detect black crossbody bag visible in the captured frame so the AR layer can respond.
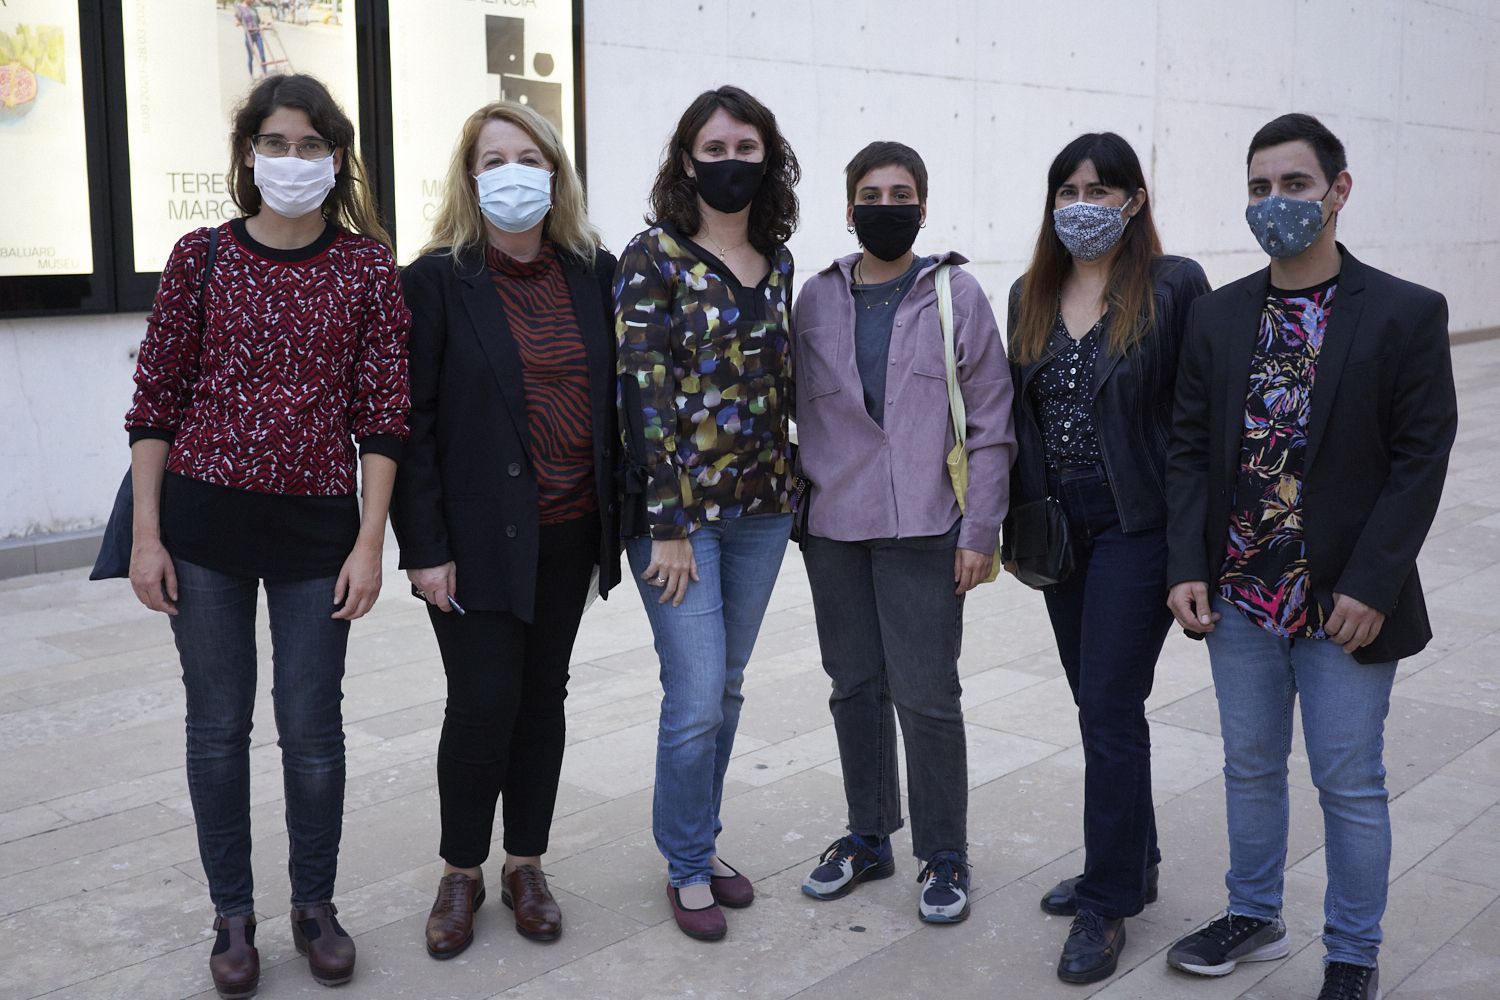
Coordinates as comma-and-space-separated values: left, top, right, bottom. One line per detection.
1000, 495, 1074, 589
91, 227, 220, 580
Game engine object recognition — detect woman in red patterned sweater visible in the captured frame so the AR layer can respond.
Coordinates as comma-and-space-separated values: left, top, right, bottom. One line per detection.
390, 102, 620, 958
124, 75, 409, 999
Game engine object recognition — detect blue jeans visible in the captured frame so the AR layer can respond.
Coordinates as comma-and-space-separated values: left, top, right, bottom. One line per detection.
169, 558, 351, 917
626, 513, 791, 887
1206, 598, 1396, 967
1042, 465, 1170, 918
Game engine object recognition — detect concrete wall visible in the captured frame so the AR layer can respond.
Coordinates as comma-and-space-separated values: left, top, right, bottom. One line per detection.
2, 0, 1497, 543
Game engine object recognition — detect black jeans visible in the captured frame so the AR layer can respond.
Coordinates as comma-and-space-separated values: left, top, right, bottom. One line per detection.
169, 559, 351, 917
803, 526, 967, 861
429, 513, 597, 868
1043, 465, 1170, 918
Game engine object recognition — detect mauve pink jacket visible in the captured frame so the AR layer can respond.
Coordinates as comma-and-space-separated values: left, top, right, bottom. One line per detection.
790, 252, 1016, 554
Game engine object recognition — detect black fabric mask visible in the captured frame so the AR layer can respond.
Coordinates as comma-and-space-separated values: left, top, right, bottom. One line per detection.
852, 204, 922, 261
691, 157, 766, 214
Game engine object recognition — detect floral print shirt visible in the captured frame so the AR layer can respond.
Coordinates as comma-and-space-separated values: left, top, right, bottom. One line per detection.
615, 224, 794, 539
1218, 280, 1337, 638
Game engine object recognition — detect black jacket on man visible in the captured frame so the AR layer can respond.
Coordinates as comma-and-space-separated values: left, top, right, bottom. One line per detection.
1008, 255, 1211, 533
391, 245, 622, 623
1165, 245, 1457, 664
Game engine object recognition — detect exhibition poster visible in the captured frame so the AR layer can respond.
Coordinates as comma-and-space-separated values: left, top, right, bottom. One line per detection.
120, 0, 360, 272
0, 0, 92, 278
388, 0, 577, 263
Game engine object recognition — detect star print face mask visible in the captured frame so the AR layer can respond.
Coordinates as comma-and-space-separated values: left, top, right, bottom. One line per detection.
1245, 185, 1333, 259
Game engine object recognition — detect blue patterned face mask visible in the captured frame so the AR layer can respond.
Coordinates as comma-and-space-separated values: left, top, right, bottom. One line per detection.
1052, 199, 1131, 262
1245, 185, 1333, 258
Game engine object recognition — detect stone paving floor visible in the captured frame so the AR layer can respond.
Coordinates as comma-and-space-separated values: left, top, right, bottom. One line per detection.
3, 339, 1499, 1000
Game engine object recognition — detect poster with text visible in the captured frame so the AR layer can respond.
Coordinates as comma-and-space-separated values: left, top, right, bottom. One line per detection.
388, 0, 577, 264
0, 1, 92, 277
121, 0, 360, 272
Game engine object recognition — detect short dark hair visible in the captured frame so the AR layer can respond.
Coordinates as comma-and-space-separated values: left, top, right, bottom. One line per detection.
844, 141, 928, 204
1247, 113, 1347, 185
647, 85, 800, 256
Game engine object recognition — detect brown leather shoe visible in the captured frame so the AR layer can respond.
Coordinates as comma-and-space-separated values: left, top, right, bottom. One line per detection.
426, 871, 485, 959
502, 864, 562, 941
290, 903, 356, 987
209, 913, 259, 999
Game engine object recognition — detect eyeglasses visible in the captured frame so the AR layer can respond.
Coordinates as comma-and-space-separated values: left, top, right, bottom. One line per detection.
252, 134, 335, 159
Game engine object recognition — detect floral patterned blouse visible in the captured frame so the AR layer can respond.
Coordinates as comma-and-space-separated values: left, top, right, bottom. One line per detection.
614, 224, 794, 539
1218, 279, 1337, 637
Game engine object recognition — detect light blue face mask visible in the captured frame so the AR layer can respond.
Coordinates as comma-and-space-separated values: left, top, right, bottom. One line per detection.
474, 162, 553, 233
1245, 184, 1333, 259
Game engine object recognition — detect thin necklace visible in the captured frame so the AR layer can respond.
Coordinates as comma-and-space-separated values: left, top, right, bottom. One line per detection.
702, 230, 747, 259
852, 260, 916, 311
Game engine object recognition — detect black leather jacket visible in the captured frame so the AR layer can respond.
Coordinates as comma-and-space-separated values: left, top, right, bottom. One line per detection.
1006, 255, 1210, 533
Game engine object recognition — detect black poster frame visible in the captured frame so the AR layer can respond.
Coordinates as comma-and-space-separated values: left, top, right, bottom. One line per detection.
0, 0, 115, 319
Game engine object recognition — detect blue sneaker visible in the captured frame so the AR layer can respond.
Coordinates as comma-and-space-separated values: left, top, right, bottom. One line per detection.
802, 834, 896, 900
917, 851, 971, 923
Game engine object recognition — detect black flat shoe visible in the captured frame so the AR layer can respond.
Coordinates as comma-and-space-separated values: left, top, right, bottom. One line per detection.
1041, 864, 1158, 916
1057, 911, 1125, 985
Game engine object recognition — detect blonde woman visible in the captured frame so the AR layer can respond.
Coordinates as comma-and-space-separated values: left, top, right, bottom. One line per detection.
390, 102, 619, 956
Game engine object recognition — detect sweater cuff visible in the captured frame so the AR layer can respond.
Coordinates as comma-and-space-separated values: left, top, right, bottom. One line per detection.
128, 427, 176, 445
359, 434, 404, 463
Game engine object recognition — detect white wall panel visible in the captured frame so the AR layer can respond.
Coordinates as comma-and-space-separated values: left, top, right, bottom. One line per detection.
973, 0, 1158, 97
2, 0, 1497, 540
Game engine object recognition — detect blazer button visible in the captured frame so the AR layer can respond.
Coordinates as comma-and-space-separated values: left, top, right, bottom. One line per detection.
507, 462, 521, 477
505, 525, 518, 538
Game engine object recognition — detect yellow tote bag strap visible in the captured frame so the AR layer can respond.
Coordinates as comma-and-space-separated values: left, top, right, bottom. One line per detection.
936, 263, 969, 513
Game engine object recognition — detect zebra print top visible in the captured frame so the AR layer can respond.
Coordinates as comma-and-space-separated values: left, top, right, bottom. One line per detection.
485, 242, 597, 524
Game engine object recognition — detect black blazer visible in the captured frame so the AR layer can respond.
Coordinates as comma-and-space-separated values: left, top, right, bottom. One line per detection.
1165, 245, 1457, 663
391, 244, 622, 622
1008, 255, 1211, 533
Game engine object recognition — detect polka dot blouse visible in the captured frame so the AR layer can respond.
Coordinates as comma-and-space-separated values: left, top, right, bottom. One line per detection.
1027, 313, 1104, 467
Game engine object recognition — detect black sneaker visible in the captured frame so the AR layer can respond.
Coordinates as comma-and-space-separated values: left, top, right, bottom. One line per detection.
1318, 961, 1380, 1000
802, 834, 895, 900
1166, 912, 1290, 976
916, 851, 970, 924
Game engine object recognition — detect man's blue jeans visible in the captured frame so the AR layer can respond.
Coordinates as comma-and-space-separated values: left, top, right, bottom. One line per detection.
625, 513, 791, 887
1206, 598, 1396, 967
169, 558, 351, 917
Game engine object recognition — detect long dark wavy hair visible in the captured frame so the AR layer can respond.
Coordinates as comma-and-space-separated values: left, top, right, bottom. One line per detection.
1012, 132, 1163, 365
647, 85, 800, 256
227, 74, 391, 249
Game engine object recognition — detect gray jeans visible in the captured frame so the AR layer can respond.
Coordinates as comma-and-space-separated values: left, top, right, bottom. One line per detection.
803, 526, 967, 861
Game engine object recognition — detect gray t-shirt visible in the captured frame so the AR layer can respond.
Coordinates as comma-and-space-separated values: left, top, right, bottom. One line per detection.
850, 256, 933, 427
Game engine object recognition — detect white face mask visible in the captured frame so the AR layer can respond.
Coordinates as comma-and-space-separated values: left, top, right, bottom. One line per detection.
475, 162, 553, 233
253, 151, 336, 219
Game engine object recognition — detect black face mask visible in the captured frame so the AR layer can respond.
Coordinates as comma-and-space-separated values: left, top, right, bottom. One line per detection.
691, 157, 766, 214
852, 204, 922, 261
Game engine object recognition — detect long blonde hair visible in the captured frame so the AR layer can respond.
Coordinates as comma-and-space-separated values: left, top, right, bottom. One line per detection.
421, 101, 599, 262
